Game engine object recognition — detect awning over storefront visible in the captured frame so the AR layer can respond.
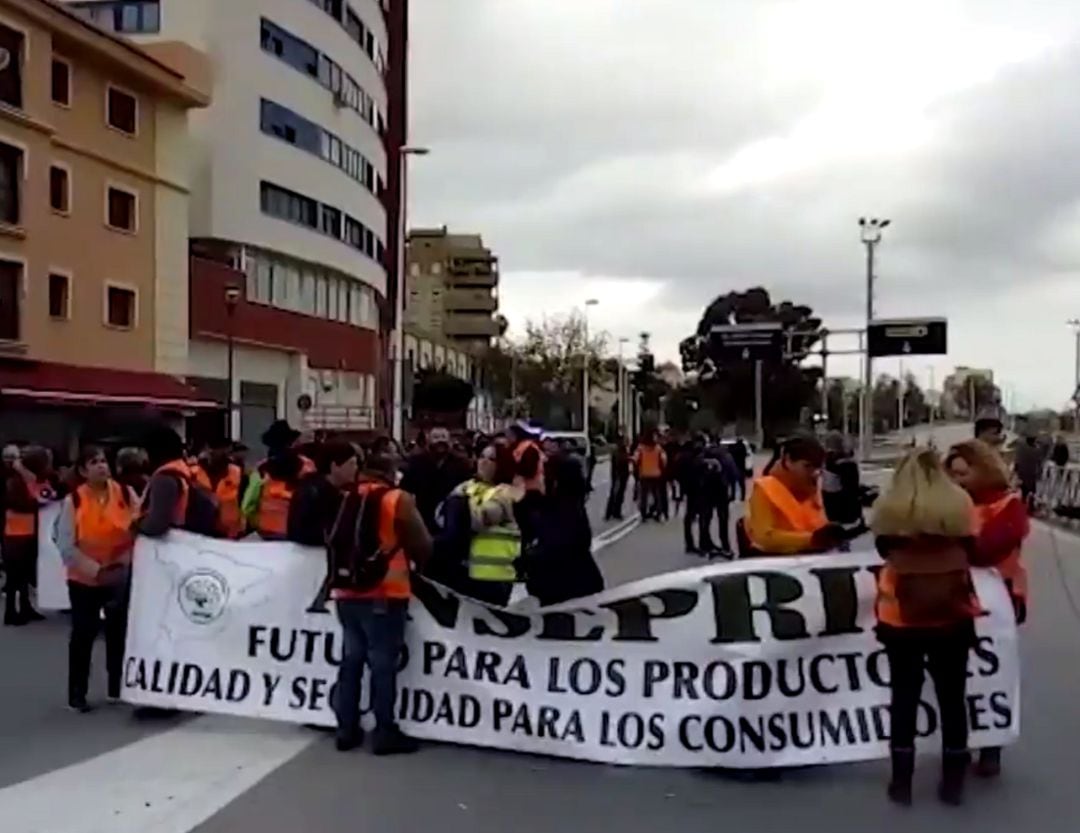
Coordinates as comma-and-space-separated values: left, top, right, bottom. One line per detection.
0, 360, 220, 411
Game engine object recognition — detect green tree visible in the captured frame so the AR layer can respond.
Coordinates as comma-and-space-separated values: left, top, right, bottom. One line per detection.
680, 287, 823, 443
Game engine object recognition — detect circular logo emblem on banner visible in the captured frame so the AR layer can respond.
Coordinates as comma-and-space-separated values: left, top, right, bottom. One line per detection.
0, 49, 10, 72
178, 569, 229, 624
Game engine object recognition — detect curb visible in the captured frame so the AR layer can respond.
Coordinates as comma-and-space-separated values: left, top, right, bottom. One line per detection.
592, 514, 642, 553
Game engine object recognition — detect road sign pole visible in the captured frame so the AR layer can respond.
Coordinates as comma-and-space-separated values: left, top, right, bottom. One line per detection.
819, 330, 828, 429
755, 359, 764, 449
861, 241, 875, 461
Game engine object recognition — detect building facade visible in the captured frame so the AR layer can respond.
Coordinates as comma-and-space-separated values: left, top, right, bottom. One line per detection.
406, 226, 502, 353
0, 0, 211, 451
64, 0, 407, 451
403, 325, 495, 433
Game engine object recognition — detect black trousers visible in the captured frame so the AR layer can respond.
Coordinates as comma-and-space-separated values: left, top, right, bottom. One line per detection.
639, 478, 665, 520
68, 581, 129, 702
733, 474, 746, 502
605, 474, 628, 520
688, 497, 731, 551
3, 537, 35, 618
879, 621, 973, 752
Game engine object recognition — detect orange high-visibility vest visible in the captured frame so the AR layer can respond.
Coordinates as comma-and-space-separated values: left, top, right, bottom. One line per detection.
4, 477, 45, 538
152, 460, 193, 527
194, 464, 245, 539
746, 475, 826, 553
513, 441, 545, 494
254, 478, 293, 539
635, 445, 665, 478
975, 493, 1028, 605
332, 483, 411, 601
68, 480, 135, 586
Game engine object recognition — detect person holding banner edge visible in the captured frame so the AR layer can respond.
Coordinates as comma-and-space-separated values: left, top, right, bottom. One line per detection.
742, 436, 845, 557
946, 439, 1030, 780
55, 446, 137, 712
872, 447, 982, 806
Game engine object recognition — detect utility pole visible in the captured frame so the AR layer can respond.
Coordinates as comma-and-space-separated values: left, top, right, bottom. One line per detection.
754, 359, 764, 449
819, 329, 829, 429
1068, 320, 1080, 430
859, 217, 891, 460
897, 359, 905, 432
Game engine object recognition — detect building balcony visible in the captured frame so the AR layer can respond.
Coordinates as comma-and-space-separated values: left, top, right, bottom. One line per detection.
444, 312, 500, 338
445, 288, 497, 312
448, 257, 498, 285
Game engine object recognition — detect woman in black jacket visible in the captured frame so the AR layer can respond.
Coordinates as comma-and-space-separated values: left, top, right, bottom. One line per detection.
523, 454, 604, 606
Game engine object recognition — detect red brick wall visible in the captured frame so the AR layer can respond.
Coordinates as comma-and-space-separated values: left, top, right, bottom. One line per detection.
189, 257, 381, 374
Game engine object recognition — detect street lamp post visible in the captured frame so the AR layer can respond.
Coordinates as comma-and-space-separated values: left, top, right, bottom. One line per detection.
618, 336, 630, 434
392, 146, 430, 443
858, 216, 891, 460
582, 299, 599, 433
224, 284, 241, 440
1068, 320, 1080, 428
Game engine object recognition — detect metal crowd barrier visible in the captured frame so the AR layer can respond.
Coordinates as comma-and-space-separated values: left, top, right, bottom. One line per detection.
1036, 462, 1080, 522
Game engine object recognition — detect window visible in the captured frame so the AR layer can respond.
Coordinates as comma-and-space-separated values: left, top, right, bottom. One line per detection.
327, 277, 338, 320
349, 284, 362, 326
48, 273, 70, 320
320, 204, 342, 239
315, 275, 329, 317
68, 2, 160, 34
106, 86, 138, 135
260, 181, 318, 229
337, 281, 349, 322
49, 166, 70, 214
106, 186, 136, 231
259, 18, 384, 132
106, 285, 136, 328
51, 59, 71, 106
0, 259, 20, 341
0, 142, 22, 225
255, 259, 273, 303
0, 24, 24, 110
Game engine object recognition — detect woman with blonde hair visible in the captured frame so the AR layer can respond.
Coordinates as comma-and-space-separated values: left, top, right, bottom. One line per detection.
946, 439, 1029, 779
872, 447, 980, 806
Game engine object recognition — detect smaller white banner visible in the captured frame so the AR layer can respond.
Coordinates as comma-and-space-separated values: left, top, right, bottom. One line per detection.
36, 502, 69, 611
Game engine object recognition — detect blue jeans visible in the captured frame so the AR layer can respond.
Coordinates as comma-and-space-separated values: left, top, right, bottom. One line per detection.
334, 598, 408, 740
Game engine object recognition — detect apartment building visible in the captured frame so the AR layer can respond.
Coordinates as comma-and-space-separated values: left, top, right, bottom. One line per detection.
406, 226, 502, 353
0, 0, 210, 449
63, 0, 408, 450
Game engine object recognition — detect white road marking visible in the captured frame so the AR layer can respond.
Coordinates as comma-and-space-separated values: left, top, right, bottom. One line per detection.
0, 715, 317, 833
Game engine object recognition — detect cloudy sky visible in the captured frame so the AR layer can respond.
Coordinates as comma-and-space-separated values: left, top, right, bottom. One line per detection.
408, 0, 1080, 410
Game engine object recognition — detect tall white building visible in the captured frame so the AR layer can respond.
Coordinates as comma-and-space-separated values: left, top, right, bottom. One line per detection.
65, 0, 398, 448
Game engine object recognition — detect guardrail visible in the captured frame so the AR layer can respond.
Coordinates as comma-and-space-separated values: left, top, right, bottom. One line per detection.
1036, 463, 1080, 522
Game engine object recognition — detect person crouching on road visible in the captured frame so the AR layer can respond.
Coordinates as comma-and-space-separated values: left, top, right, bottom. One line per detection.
743, 436, 843, 557
872, 447, 981, 806
331, 446, 432, 755
946, 439, 1030, 779
55, 446, 137, 712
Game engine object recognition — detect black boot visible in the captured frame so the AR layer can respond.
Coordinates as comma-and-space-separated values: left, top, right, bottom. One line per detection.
372, 725, 419, 756
975, 746, 1002, 778
939, 750, 969, 806
20, 589, 44, 622
887, 748, 914, 806
4, 589, 24, 626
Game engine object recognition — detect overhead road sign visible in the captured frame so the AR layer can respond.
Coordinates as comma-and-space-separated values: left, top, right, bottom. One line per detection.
867, 317, 947, 358
708, 322, 784, 362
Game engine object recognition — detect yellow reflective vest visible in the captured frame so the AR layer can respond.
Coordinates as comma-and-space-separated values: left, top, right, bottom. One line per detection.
465, 482, 521, 583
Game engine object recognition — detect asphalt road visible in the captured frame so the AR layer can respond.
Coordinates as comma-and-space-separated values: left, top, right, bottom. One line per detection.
3, 478, 1080, 832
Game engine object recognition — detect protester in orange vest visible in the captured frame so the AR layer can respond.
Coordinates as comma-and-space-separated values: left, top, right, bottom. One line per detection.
946, 439, 1030, 779
330, 445, 432, 755
744, 436, 842, 556
55, 446, 137, 712
137, 427, 195, 538
872, 447, 981, 806
633, 429, 668, 521
193, 439, 247, 539
248, 421, 314, 540
3, 446, 57, 625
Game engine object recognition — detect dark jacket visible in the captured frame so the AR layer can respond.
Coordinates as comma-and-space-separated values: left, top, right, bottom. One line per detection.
400, 451, 472, 533
137, 470, 185, 538
286, 473, 346, 547
523, 456, 603, 606
822, 456, 864, 527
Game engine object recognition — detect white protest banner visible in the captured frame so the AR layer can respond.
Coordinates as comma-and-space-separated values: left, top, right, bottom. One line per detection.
35, 502, 69, 611
122, 532, 1020, 768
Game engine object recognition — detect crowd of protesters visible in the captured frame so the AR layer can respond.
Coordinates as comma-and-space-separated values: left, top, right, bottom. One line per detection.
0, 419, 604, 754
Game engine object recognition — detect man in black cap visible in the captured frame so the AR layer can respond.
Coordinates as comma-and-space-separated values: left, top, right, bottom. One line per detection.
244, 420, 314, 539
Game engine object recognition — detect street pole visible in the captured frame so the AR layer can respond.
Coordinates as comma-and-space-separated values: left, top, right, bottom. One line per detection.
618, 337, 629, 434
224, 285, 240, 440
754, 359, 764, 449
928, 365, 936, 441
819, 330, 828, 429
969, 376, 975, 421
858, 217, 890, 460
582, 299, 598, 434
897, 359, 904, 432
392, 146, 429, 443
